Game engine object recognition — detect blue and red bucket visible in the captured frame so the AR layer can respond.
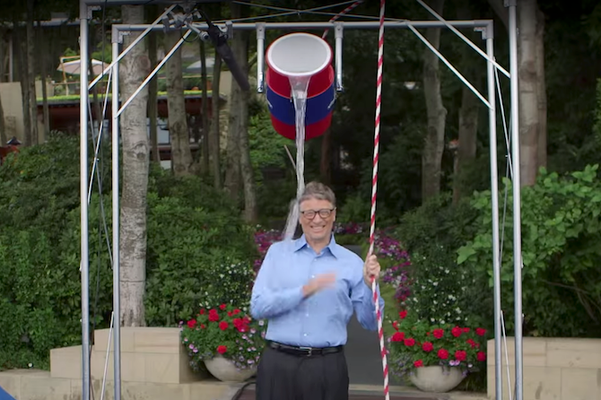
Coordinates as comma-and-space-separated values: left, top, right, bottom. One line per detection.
265, 33, 336, 141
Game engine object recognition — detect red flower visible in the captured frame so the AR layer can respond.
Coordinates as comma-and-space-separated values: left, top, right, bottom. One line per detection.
413, 360, 424, 368
208, 309, 219, 322
219, 321, 229, 331
466, 339, 477, 348
391, 332, 405, 342
233, 309, 241, 315
200, 324, 206, 329
422, 342, 434, 352
399, 310, 408, 319
475, 328, 487, 336
392, 321, 399, 331
216, 345, 227, 354
187, 319, 197, 328
462, 327, 470, 333
451, 326, 462, 338
455, 350, 467, 361
437, 348, 449, 360
227, 311, 233, 317
403, 338, 416, 347
432, 329, 444, 339
233, 318, 249, 332
199, 309, 206, 315
477, 351, 487, 362
219, 304, 227, 310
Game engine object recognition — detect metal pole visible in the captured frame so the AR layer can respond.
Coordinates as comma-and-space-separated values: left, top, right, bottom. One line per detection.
88, 4, 177, 90
334, 22, 344, 92
113, 19, 493, 32
111, 28, 122, 400
485, 23, 502, 400
256, 23, 265, 93
79, 0, 91, 399
507, 1, 523, 399
116, 29, 192, 117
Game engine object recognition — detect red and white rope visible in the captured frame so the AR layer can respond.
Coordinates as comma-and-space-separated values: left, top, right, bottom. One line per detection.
369, 0, 389, 399
322, 0, 364, 38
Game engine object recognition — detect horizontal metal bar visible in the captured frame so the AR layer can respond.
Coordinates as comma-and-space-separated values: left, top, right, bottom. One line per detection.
113, 19, 493, 32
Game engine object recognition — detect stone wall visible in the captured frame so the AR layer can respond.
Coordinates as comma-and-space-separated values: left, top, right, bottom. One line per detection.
487, 337, 601, 400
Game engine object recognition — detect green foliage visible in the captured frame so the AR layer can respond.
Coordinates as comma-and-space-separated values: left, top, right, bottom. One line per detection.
458, 165, 601, 337
396, 194, 489, 328
0, 137, 258, 369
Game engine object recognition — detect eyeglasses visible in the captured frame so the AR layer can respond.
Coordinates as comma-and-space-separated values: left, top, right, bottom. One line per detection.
300, 208, 336, 220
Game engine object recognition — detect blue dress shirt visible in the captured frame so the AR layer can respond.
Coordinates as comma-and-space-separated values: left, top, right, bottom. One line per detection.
250, 234, 385, 347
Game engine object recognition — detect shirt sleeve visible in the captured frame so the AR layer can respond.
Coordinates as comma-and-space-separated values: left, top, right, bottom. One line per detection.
350, 266, 385, 331
250, 244, 305, 320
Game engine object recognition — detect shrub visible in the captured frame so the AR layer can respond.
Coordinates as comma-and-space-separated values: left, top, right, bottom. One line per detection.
458, 165, 601, 337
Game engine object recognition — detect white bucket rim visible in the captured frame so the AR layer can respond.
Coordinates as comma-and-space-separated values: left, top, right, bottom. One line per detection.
266, 33, 332, 78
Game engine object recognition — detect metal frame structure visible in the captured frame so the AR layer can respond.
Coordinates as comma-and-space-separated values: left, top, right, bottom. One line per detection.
78, 1, 523, 399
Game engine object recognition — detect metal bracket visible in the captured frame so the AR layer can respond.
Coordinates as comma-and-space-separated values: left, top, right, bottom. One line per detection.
225, 20, 233, 39
334, 22, 344, 92
256, 23, 266, 93
88, 5, 100, 19
112, 26, 128, 44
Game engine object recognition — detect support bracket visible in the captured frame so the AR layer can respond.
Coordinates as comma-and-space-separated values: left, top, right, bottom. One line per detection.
256, 23, 265, 93
334, 22, 344, 92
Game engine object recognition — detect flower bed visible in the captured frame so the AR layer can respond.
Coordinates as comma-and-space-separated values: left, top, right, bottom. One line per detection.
180, 304, 267, 373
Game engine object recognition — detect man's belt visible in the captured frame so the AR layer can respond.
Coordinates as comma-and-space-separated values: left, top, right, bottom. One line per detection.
267, 340, 343, 357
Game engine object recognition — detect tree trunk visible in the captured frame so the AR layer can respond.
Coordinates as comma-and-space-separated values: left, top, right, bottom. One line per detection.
535, 8, 547, 170
37, 21, 50, 141
200, 41, 210, 175
421, 0, 447, 201
119, 5, 150, 327
210, 54, 222, 188
517, 0, 541, 186
453, 0, 479, 204
165, 29, 193, 176
15, 22, 31, 146
148, 29, 160, 163
26, 0, 38, 145
320, 129, 332, 185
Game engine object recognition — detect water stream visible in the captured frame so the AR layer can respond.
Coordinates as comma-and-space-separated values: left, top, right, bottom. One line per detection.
283, 75, 311, 241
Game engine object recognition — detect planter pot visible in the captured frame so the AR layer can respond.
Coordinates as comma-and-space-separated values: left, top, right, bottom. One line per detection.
204, 355, 257, 382
409, 366, 464, 393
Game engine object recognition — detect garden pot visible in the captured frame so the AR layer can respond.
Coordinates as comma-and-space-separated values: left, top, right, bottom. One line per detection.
409, 366, 464, 393
204, 355, 257, 382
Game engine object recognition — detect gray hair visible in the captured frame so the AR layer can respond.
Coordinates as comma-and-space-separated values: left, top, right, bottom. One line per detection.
298, 181, 336, 206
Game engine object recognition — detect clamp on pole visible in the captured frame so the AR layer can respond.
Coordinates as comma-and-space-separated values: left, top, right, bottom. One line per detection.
256, 23, 266, 93
334, 22, 344, 92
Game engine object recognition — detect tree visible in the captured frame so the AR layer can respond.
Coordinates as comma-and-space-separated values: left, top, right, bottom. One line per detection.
119, 5, 150, 327
421, 0, 447, 200
165, 28, 194, 176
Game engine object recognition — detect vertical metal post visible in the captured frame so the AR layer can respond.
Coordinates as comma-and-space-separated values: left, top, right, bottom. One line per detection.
334, 22, 344, 92
79, 1, 90, 399
485, 22, 502, 400
111, 27, 122, 400
256, 23, 265, 93
507, 1, 523, 399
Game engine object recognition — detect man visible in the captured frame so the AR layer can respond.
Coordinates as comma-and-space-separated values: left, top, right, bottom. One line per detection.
250, 181, 384, 400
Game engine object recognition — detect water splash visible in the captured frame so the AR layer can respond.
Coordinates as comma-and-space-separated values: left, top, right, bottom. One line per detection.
283, 76, 311, 241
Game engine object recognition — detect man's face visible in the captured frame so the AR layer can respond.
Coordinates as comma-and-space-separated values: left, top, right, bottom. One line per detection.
299, 197, 336, 244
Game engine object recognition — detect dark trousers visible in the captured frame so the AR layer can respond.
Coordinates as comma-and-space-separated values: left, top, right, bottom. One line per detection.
256, 345, 349, 400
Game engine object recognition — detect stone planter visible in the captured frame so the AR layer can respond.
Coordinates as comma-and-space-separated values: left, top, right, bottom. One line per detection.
204, 355, 257, 382
409, 365, 464, 393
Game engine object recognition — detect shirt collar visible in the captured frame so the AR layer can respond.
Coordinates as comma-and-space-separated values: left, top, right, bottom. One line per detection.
294, 234, 340, 259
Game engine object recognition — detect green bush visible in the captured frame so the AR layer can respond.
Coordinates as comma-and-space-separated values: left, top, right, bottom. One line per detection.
458, 165, 601, 337
0, 137, 257, 369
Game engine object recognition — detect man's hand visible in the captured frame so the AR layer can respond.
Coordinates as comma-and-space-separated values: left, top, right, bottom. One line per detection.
363, 255, 381, 288
302, 272, 336, 297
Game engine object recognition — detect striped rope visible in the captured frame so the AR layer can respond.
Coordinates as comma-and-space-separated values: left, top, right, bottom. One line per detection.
322, 0, 364, 38
369, 0, 388, 399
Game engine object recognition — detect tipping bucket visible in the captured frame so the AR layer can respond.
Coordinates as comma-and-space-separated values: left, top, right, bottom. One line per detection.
266, 33, 335, 141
